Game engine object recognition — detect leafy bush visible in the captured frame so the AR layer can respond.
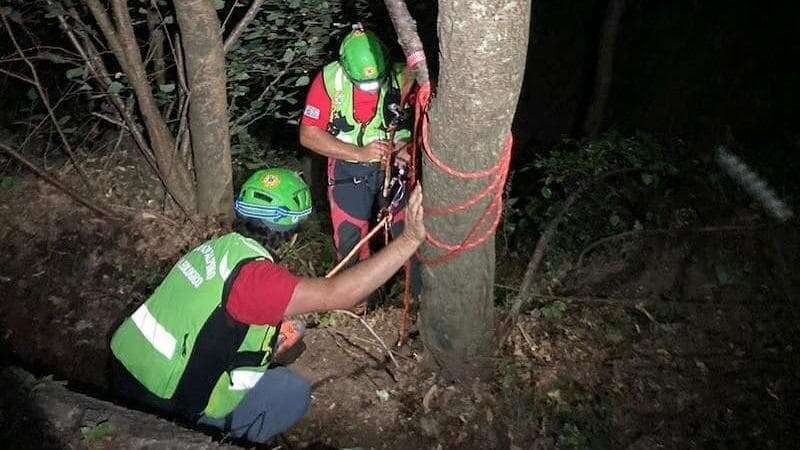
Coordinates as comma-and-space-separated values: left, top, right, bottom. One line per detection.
226, 0, 370, 165
505, 132, 692, 256
3, 0, 369, 168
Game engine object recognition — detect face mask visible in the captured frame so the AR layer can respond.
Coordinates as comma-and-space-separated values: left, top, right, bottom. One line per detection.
356, 80, 380, 92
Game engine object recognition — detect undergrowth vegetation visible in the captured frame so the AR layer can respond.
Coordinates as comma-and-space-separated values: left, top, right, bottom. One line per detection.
499, 132, 746, 293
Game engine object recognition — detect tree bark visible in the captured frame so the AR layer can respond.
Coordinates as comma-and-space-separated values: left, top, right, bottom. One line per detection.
582, 0, 626, 138
1, 368, 239, 449
419, 0, 530, 380
174, 0, 234, 222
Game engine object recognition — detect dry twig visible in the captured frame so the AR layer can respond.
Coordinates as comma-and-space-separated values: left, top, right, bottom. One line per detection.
329, 309, 400, 369
517, 323, 537, 356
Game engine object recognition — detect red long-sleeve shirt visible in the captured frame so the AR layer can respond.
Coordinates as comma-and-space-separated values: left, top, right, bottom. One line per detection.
225, 260, 300, 326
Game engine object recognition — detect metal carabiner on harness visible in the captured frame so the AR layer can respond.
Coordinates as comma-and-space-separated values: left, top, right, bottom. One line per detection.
388, 166, 407, 211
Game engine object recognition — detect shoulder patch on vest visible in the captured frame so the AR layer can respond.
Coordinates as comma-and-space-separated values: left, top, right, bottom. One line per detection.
303, 105, 320, 120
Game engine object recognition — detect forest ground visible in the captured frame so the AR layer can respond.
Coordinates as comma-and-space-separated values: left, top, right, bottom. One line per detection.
1, 145, 798, 449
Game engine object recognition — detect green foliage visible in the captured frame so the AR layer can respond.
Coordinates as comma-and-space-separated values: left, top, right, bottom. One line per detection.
80, 421, 114, 442
505, 132, 696, 270
226, 0, 368, 165
558, 423, 589, 450
539, 300, 568, 321
0, 176, 17, 190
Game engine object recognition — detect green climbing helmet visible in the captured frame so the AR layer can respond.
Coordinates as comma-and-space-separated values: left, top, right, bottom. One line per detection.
234, 168, 312, 232
339, 25, 387, 83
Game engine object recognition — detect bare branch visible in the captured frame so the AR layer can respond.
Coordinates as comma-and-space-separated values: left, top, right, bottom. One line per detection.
148, 0, 180, 84
20, 84, 76, 151
1, 13, 93, 189
106, 0, 195, 212
84, 0, 131, 73
0, 67, 34, 84
223, 0, 266, 53
91, 112, 129, 130
0, 141, 118, 221
145, 8, 166, 86
221, 0, 241, 31
172, 32, 191, 160
51, 4, 159, 175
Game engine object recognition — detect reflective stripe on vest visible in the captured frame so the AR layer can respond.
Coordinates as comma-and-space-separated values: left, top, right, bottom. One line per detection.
110, 232, 277, 418
230, 369, 264, 391
130, 304, 176, 360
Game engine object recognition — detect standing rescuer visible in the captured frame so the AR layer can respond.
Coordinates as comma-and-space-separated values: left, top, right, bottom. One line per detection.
299, 24, 420, 308
109, 167, 427, 444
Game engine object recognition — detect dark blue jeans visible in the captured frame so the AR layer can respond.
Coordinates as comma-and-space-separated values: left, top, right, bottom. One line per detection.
197, 367, 311, 444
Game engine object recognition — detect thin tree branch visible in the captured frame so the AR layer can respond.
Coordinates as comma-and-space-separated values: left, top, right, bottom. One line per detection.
149, 0, 180, 82
145, 7, 166, 86
172, 32, 192, 164
105, 0, 195, 213
91, 112, 129, 129
20, 84, 76, 151
0, 67, 34, 84
84, 0, 131, 73
220, 0, 241, 33
53, 4, 159, 176
2, 14, 93, 189
231, 59, 295, 133
223, 0, 266, 53
0, 141, 117, 221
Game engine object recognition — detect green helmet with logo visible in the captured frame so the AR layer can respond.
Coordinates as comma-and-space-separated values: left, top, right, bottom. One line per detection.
339, 26, 387, 83
234, 168, 312, 232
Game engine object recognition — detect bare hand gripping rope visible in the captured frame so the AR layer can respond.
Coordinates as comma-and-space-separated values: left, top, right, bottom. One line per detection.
715, 146, 794, 222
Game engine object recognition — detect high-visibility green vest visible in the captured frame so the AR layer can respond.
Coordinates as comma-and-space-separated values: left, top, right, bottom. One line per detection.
322, 61, 411, 158
110, 232, 279, 419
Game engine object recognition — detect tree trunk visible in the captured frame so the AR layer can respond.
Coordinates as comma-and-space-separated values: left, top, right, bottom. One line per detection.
582, 0, 626, 138
174, 0, 234, 222
86, 0, 197, 212
419, 0, 530, 380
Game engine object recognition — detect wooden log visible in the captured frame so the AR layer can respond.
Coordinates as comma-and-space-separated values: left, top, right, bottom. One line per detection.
1, 367, 239, 449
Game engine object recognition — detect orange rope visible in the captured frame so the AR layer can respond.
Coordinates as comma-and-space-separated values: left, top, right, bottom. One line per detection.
409, 82, 513, 266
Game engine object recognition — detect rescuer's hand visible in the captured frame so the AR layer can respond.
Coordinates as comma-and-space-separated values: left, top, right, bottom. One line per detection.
401, 185, 426, 244
359, 140, 391, 163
